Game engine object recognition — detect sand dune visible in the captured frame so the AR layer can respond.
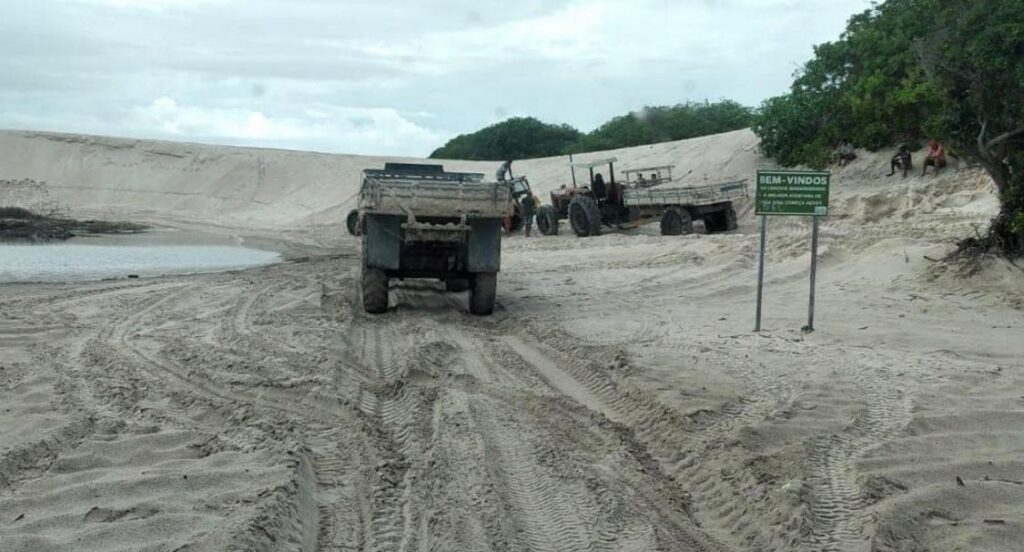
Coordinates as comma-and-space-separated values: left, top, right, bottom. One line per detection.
2, 129, 1023, 552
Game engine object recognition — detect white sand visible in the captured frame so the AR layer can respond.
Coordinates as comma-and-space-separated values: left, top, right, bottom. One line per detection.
1, 128, 1022, 551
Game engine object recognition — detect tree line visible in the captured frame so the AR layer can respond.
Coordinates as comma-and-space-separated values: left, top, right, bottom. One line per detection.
428, 100, 753, 161
752, 0, 1023, 255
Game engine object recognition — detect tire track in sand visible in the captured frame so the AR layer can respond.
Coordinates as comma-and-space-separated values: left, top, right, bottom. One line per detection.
800, 367, 911, 552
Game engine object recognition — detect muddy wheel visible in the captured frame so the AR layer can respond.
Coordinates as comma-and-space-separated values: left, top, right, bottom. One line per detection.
469, 272, 497, 315
568, 196, 601, 237
660, 207, 693, 236
361, 267, 388, 314
445, 278, 470, 292
346, 209, 360, 236
536, 205, 559, 236
724, 204, 738, 231
704, 206, 736, 234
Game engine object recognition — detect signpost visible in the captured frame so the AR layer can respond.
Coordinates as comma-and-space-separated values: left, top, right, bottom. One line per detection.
754, 170, 830, 332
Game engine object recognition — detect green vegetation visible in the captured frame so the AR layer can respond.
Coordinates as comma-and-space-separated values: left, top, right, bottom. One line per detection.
752, 0, 1023, 255
430, 117, 582, 161
429, 101, 753, 161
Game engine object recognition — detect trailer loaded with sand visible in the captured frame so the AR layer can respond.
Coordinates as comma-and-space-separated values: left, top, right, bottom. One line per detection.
355, 162, 512, 315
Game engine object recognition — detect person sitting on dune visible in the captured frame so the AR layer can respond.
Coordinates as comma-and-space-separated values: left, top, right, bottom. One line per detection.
921, 140, 947, 176
887, 144, 912, 178
832, 139, 856, 166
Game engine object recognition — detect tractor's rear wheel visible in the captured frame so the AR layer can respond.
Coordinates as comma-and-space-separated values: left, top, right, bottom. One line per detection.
361, 267, 389, 314
660, 207, 693, 236
346, 209, 360, 236
568, 196, 602, 237
469, 272, 497, 315
536, 205, 559, 236
445, 278, 470, 292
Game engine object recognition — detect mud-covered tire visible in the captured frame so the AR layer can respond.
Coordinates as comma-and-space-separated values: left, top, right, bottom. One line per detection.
660, 207, 693, 236
568, 196, 601, 237
469, 272, 497, 315
361, 267, 388, 314
445, 278, 470, 292
704, 206, 737, 234
724, 204, 738, 231
346, 209, 361, 236
536, 205, 559, 236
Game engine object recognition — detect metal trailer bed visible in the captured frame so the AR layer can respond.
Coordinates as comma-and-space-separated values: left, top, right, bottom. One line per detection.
623, 179, 749, 208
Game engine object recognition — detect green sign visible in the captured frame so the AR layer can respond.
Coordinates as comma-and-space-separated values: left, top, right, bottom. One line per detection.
755, 170, 830, 216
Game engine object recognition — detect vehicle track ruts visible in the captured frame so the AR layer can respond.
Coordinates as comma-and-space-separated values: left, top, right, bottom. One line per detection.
444, 321, 731, 552
500, 328, 800, 550
89, 277, 371, 551
352, 321, 424, 552
799, 366, 911, 552
470, 396, 595, 552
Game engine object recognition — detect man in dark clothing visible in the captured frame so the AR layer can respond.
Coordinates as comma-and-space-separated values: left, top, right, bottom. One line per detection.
591, 173, 607, 201
887, 144, 913, 178
521, 191, 537, 237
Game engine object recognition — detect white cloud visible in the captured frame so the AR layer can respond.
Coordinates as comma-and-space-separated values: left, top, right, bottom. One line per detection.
129, 96, 443, 155
1, 0, 874, 155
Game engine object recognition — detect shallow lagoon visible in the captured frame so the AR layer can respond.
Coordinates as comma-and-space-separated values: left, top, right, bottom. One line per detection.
0, 229, 281, 283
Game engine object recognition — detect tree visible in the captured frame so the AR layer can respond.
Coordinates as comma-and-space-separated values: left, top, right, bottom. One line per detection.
753, 0, 945, 167
918, 0, 1024, 255
430, 117, 582, 160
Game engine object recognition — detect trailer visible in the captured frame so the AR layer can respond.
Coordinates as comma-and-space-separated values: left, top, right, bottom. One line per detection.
356, 163, 513, 315
622, 179, 748, 234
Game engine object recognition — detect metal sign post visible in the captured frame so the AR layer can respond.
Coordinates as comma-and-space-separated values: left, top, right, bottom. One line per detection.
755, 215, 767, 332
806, 217, 819, 332
753, 170, 830, 332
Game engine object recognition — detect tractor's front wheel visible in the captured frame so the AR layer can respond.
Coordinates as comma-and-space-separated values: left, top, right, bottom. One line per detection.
568, 196, 602, 237
469, 272, 497, 315
361, 267, 389, 313
536, 205, 559, 236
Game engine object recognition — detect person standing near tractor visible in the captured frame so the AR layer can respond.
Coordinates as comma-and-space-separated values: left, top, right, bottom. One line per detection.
521, 190, 538, 237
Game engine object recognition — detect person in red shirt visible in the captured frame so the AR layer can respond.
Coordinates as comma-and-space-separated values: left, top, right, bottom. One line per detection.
922, 139, 947, 176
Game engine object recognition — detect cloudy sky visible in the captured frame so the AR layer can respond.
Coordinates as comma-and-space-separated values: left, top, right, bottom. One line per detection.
1, 0, 871, 156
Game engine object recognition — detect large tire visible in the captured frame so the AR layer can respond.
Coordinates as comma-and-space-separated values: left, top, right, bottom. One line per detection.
346, 209, 360, 236
724, 205, 738, 231
536, 205, 559, 236
361, 267, 388, 314
660, 207, 693, 236
568, 196, 602, 237
704, 206, 737, 234
469, 272, 497, 315
445, 278, 470, 292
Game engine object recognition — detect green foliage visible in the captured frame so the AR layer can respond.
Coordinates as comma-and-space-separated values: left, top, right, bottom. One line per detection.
573, 101, 754, 153
920, 0, 1024, 252
430, 117, 582, 160
430, 101, 753, 160
753, 0, 945, 168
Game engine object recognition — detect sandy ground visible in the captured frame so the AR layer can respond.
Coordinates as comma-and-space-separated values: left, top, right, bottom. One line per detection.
2, 129, 1023, 552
